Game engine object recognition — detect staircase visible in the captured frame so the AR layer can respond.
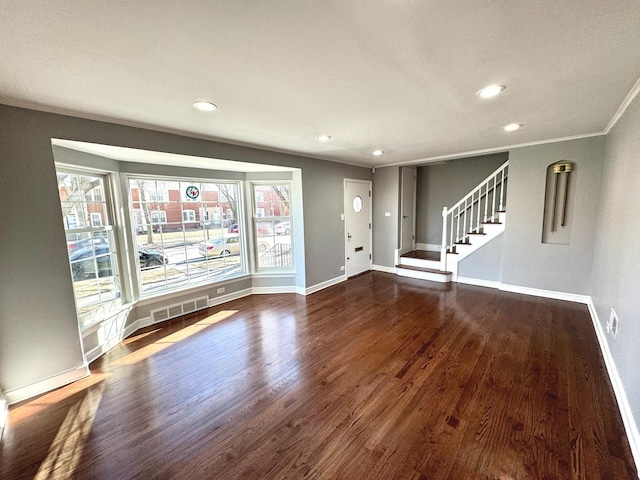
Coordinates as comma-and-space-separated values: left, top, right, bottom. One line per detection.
396, 161, 508, 283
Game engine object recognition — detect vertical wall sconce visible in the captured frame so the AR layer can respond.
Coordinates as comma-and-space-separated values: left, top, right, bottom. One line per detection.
543, 161, 575, 244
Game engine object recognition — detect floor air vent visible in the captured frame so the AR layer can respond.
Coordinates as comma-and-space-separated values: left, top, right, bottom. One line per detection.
150, 296, 209, 324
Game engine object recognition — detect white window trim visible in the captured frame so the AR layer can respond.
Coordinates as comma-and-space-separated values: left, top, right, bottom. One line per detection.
251, 182, 294, 272
127, 175, 248, 298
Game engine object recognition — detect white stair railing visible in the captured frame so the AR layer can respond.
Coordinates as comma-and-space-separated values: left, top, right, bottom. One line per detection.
440, 161, 508, 269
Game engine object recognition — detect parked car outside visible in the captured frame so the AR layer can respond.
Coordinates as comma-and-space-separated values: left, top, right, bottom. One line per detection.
199, 235, 241, 257
138, 247, 169, 270
70, 245, 113, 281
274, 221, 290, 235
70, 245, 168, 281
228, 223, 239, 233
67, 235, 109, 252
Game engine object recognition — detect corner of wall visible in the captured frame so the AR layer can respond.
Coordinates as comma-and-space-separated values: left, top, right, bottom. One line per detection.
586, 298, 640, 470
0, 388, 7, 443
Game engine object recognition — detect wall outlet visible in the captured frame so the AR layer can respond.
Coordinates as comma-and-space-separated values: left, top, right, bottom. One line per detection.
217, 287, 225, 294
609, 308, 619, 339
340, 265, 345, 271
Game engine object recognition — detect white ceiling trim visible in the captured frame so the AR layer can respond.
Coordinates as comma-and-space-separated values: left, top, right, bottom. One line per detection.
377, 131, 606, 168
604, 75, 640, 134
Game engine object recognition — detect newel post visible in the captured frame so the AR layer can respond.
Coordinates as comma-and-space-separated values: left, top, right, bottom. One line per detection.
440, 207, 448, 271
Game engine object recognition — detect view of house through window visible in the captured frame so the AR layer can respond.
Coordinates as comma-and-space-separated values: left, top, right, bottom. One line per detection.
253, 184, 293, 269
57, 170, 121, 328
129, 179, 245, 295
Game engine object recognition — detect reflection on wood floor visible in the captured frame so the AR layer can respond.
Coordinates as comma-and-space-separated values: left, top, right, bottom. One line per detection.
1, 272, 636, 479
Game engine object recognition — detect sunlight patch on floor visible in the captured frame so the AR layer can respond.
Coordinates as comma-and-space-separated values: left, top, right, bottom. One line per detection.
113, 310, 239, 365
9, 373, 110, 426
34, 382, 106, 480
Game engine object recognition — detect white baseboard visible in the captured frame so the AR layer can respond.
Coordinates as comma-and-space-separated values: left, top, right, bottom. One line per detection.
456, 276, 501, 289
499, 283, 590, 304
0, 391, 6, 443
4, 365, 90, 405
587, 300, 640, 471
252, 286, 297, 294
416, 243, 440, 252
372, 264, 396, 274
305, 274, 347, 295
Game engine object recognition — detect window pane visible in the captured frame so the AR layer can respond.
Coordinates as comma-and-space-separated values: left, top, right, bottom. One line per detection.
253, 185, 293, 269
130, 178, 245, 296
254, 185, 290, 217
57, 170, 121, 329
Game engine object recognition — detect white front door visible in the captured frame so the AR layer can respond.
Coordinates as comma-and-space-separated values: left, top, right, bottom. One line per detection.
400, 167, 416, 253
344, 179, 372, 277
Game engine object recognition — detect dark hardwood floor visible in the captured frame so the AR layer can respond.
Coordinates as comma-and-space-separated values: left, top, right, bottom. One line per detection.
1, 272, 636, 479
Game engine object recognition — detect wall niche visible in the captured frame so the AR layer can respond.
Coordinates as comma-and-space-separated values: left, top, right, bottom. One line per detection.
542, 160, 576, 244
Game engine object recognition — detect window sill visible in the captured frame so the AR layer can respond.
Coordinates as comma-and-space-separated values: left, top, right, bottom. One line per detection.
80, 303, 135, 338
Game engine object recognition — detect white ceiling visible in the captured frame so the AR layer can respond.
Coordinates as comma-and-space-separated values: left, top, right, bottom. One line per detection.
3, 1, 640, 167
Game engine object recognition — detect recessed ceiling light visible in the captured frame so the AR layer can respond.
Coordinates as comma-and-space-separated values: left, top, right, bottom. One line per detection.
317, 134, 331, 142
372, 149, 384, 156
503, 123, 522, 132
193, 101, 217, 112
477, 85, 506, 98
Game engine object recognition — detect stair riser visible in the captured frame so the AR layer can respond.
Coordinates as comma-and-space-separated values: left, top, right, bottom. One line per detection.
396, 267, 452, 283
399, 257, 442, 269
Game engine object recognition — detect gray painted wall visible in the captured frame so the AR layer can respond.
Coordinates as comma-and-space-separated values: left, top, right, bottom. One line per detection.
416, 153, 508, 246
591, 93, 640, 425
372, 166, 400, 268
457, 234, 505, 282
501, 136, 605, 293
0, 104, 369, 397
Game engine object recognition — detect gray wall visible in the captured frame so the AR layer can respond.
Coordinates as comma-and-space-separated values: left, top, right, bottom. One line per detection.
591, 92, 640, 424
0, 104, 369, 397
457, 234, 505, 282
501, 136, 605, 293
416, 153, 508, 246
372, 166, 400, 268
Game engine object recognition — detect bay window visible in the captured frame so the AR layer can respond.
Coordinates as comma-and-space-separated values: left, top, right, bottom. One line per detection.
129, 178, 245, 296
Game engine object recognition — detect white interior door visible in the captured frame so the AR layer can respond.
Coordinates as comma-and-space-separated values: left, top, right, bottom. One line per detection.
344, 179, 372, 277
400, 167, 416, 253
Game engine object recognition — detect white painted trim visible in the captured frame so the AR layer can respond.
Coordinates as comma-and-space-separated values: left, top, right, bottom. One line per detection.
415, 242, 440, 252
456, 276, 501, 289
305, 274, 347, 295
587, 300, 640, 471
498, 283, 590, 304
372, 264, 396, 274
0, 390, 7, 443
604, 75, 640, 134
378, 132, 605, 168
252, 286, 297, 294
396, 266, 451, 283
4, 365, 90, 405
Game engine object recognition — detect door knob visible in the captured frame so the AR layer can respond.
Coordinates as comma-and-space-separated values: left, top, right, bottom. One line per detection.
347, 233, 352, 240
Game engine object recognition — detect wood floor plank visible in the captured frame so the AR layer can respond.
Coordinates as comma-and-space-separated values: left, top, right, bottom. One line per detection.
1, 272, 636, 479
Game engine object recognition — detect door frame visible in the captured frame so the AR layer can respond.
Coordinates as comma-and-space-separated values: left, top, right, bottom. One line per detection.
343, 178, 372, 277
399, 167, 416, 256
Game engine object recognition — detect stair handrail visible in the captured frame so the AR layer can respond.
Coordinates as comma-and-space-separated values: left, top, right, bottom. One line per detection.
446, 161, 509, 213
440, 160, 509, 270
